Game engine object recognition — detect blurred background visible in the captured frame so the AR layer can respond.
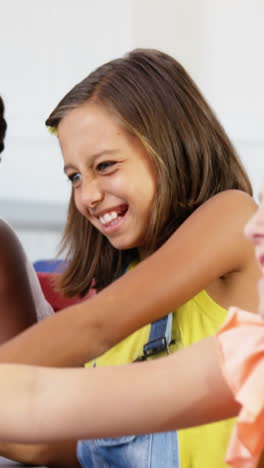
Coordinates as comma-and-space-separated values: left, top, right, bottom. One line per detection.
0, 0, 263, 260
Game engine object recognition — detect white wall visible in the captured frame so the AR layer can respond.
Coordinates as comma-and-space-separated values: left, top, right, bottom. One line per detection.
0, 0, 133, 204
0, 0, 263, 260
202, 0, 264, 190
132, 0, 207, 82
132, 0, 264, 191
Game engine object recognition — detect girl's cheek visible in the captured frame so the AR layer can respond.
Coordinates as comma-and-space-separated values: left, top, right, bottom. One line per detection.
106, 177, 127, 197
244, 220, 256, 241
244, 209, 264, 241
74, 194, 84, 216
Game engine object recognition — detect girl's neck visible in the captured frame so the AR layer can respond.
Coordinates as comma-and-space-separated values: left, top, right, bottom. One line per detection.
138, 247, 151, 261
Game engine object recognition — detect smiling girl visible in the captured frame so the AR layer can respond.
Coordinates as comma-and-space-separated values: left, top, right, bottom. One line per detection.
0, 49, 261, 467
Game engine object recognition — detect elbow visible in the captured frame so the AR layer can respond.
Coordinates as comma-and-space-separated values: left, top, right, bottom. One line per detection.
4, 444, 53, 467
25, 443, 70, 467
74, 313, 115, 365
69, 293, 125, 365
83, 318, 115, 360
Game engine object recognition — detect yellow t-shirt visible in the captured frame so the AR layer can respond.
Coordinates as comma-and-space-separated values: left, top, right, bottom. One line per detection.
85, 289, 243, 467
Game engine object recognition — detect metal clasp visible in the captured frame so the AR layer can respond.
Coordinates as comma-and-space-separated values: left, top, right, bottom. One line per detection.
134, 336, 174, 362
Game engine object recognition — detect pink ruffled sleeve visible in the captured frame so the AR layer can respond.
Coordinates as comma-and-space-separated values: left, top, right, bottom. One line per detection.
216, 307, 264, 468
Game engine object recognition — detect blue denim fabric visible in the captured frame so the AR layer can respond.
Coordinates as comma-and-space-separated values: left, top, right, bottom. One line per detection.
77, 431, 179, 468
77, 313, 180, 468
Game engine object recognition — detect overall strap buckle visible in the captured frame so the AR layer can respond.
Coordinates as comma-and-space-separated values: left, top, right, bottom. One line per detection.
143, 336, 170, 359
134, 313, 174, 362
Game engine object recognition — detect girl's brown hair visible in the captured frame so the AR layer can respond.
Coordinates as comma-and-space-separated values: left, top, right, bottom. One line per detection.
46, 48, 252, 296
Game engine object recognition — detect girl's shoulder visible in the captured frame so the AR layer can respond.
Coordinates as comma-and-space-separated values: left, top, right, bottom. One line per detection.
198, 189, 257, 219
0, 218, 17, 247
179, 190, 258, 251
177, 189, 257, 249
163, 189, 259, 311
0, 218, 26, 268
181, 190, 259, 311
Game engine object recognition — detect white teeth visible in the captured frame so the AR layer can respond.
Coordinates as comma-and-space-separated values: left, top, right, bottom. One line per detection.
99, 211, 119, 225
104, 213, 112, 222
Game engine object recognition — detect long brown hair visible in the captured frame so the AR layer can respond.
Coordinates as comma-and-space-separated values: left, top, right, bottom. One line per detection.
46, 48, 252, 296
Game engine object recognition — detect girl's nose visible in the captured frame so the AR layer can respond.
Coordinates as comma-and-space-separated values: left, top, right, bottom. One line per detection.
80, 178, 104, 208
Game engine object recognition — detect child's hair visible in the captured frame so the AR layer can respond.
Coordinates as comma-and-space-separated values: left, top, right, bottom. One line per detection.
0, 97, 7, 154
46, 48, 252, 296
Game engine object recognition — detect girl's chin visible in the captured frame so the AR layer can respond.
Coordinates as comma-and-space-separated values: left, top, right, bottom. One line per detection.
107, 237, 139, 251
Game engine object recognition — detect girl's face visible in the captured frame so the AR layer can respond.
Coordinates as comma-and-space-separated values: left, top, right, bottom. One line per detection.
58, 102, 157, 256
244, 181, 264, 317
244, 182, 264, 272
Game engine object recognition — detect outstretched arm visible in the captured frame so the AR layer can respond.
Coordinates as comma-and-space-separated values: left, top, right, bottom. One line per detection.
0, 336, 239, 444
0, 190, 259, 367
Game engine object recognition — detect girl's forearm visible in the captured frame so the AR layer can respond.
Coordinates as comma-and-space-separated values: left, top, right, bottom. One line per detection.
0, 337, 239, 443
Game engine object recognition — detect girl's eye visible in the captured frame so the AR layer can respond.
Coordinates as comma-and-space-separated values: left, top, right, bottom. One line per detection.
68, 173, 81, 185
96, 161, 116, 172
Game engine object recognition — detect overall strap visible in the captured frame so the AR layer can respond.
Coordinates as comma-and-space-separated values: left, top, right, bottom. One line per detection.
122, 263, 174, 362
136, 313, 173, 361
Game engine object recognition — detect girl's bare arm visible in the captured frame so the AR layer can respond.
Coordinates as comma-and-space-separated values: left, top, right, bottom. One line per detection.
0, 337, 239, 444
0, 190, 258, 367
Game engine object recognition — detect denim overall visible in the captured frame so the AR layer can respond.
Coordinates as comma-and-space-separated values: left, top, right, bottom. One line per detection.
77, 313, 180, 468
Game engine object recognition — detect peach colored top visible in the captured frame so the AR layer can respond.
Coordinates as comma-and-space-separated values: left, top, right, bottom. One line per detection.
216, 307, 264, 468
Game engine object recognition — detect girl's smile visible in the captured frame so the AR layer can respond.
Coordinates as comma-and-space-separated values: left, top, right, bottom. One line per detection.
95, 204, 128, 233
58, 101, 157, 255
